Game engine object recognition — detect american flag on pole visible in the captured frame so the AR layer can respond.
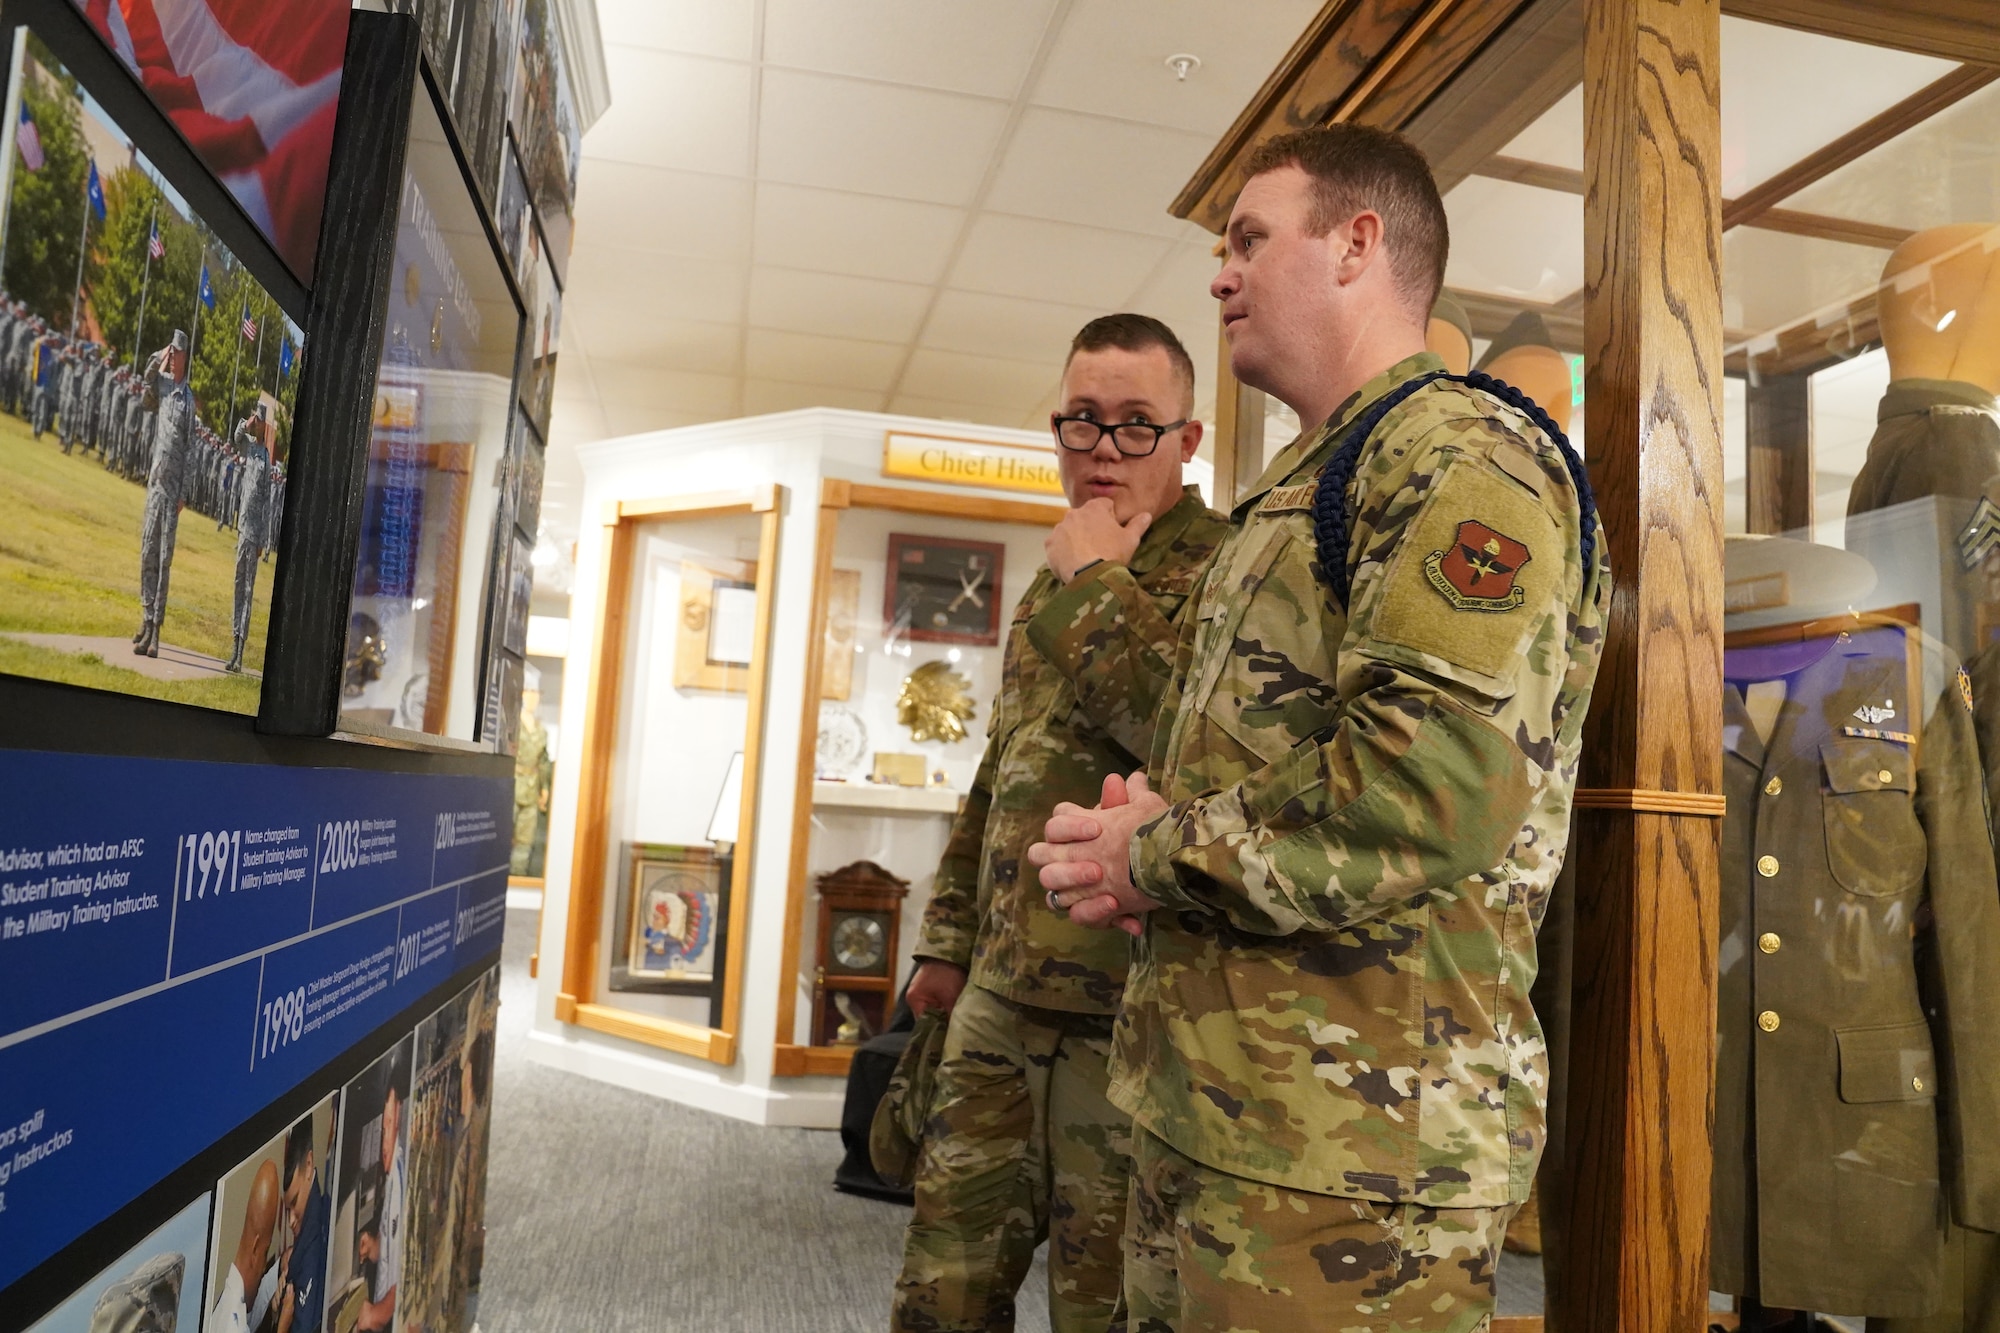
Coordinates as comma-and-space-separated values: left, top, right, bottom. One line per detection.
70, 0, 350, 281
15, 102, 41, 171
148, 219, 164, 259
240, 303, 256, 341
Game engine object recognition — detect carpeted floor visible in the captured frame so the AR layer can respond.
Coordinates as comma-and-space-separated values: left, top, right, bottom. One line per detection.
474, 909, 1542, 1331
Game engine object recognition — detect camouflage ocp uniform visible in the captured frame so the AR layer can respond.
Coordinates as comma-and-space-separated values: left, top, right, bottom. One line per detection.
1113, 352, 1611, 1330
893, 487, 1226, 1333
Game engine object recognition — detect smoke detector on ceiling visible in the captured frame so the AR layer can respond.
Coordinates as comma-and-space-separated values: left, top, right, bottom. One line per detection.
1165, 53, 1201, 82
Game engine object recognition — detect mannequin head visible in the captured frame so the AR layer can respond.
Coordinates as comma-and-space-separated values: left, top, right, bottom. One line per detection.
1878, 223, 2000, 392
1476, 310, 1574, 433
1427, 294, 1473, 375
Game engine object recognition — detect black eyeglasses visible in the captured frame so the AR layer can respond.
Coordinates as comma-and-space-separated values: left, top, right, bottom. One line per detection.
1050, 414, 1190, 457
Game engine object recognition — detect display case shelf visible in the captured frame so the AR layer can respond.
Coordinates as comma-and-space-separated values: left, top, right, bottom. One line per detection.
811, 780, 964, 814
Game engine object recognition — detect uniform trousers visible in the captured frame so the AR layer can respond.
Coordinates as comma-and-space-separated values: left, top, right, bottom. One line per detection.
138, 489, 179, 628
231, 537, 259, 653
1122, 1127, 1513, 1333
893, 983, 1130, 1333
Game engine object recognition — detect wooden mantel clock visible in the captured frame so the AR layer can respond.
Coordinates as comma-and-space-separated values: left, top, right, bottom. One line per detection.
811, 860, 908, 1046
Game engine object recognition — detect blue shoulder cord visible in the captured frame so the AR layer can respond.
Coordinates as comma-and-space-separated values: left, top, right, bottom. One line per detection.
1310, 369, 1599, 612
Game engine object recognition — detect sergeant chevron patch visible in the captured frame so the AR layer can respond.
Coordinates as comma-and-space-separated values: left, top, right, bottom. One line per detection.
1957, 496, 2000, 570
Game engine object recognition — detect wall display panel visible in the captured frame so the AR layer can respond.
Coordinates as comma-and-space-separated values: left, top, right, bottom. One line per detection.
0, 744, 511, 1311
64, 0, 350, 284
340, 68, 521, 746
1714, 18, 2000, 1326
0, 24, 305, 715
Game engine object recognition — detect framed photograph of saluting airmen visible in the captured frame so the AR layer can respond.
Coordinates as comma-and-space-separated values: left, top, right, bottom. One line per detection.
885, 533, 1006, 646
0, 23, 305, 716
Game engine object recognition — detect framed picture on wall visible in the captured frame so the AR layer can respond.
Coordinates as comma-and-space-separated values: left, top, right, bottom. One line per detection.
673, 557, 759, 691
885, 535, 1006, 646
610, 844, 731, 1014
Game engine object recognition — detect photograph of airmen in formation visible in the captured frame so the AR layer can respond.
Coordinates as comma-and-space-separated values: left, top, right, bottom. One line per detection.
0, 31, 304, 714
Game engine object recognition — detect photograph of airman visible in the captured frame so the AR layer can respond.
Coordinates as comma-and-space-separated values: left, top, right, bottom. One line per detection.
890, 313, 1226, 1333
0, 32, 303, 713
1031, 125, 1611, 1330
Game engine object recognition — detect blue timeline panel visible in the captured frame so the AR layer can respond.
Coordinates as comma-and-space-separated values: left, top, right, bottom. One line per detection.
0, 748, 511, 1292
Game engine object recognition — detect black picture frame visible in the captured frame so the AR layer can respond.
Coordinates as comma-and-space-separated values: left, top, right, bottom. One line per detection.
885, 533, 1007, 646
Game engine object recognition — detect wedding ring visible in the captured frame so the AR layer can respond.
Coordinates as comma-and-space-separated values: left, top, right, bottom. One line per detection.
1046, 889, 1062, 910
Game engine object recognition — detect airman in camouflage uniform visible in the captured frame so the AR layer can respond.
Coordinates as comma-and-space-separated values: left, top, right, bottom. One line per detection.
134, 332, 195, 658
893, 315, 1227, 1333
1034, 127, 1611, 1330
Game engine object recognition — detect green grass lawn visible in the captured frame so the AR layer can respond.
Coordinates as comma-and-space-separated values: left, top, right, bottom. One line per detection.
0, 410, 267, 714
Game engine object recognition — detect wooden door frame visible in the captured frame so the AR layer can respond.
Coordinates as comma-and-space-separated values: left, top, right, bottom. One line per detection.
770, 478, 1066, 1077
555, 485, 783, 1067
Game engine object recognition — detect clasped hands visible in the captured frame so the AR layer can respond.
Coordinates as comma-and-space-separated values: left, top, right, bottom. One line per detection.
1029, 771, 1168, 937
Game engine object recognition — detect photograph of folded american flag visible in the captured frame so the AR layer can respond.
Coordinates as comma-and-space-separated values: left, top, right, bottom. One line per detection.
69, 0, 351, 282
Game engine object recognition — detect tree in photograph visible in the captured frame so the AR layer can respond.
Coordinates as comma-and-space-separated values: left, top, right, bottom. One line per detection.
3, 41, 94, 325
90, 165, 165, 366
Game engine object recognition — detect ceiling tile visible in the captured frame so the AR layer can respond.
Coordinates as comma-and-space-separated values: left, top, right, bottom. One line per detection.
753, 185, 965, 284
886, 395, 1026, 431
564, 246, 748, 326
740, 379, 886, 416
758, 70, 1011, 206
947, 215, 1174, 307
603, 404, 717, 438
572, 161, 754, 261
593, 361, 742, 418
919, 288, 1105, 363
549, 396, 609, 447
747, 267, 935, 342
573, 311, 744, 377
985, 108, 1212, 238
1030, 0, 1320, 135
598, 0, 758, 62
900, 348, 1056, 409
744, 329, 907, 391
587, 49, 754, 175
762, 0, 1059, 99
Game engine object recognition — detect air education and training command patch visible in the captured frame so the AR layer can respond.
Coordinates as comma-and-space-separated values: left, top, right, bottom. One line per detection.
1426, 519, 1531, 612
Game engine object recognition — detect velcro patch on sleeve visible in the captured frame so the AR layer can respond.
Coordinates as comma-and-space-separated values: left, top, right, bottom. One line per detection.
1367, 456, 1561, 679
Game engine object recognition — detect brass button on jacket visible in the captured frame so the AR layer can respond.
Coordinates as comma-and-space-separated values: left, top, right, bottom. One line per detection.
1713, 623, 2000, 1318
1764, 776, 1782, 796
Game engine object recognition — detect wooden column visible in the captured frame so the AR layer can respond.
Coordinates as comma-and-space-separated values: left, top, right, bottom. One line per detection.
1745, 370, 1814, 534
1210, 312, 1265, 512
1555, 0, 1725, 1327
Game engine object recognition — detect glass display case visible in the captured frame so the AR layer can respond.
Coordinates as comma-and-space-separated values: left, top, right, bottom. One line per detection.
772, 481, 1065, 1075
340, 68, 524, 745
1709, 18, 2000, 1326
555, 487, 783, 1062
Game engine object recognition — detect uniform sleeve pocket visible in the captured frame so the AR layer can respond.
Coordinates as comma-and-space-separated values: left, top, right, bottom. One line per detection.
1820, 739, 1925, 897
1836, 1022, 1937, 1103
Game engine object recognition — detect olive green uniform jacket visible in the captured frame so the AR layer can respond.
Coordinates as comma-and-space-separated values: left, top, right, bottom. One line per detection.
1113, 352, 1611, 1205
1714, 625, 2000, 1317
914, 488, 1226, 1014
1846, 379, 2000, 661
